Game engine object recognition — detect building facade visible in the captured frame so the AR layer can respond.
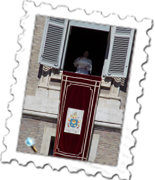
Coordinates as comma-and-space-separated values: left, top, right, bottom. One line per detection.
17, 15, 133, 166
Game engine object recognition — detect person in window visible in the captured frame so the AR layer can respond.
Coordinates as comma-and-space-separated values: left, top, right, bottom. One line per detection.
73, 51, 92, 75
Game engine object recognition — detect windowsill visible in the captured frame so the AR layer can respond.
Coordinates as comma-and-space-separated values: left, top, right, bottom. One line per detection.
39, 73, 112, 88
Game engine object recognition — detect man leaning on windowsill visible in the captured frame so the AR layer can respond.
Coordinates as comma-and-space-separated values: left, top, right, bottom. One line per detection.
73, 51, 92, 75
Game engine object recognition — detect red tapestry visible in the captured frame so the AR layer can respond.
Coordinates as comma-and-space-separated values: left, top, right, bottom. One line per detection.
53, 71, 101, 160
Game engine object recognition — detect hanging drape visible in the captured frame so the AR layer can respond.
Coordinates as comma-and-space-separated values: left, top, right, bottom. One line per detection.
53, 71, 101, 160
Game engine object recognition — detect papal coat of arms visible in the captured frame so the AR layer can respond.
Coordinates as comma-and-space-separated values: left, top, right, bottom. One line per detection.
64, 108, 84, 135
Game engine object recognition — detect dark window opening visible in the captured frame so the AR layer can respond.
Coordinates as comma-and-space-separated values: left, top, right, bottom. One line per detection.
63, 26, 109, 76
48, 136, 55, 156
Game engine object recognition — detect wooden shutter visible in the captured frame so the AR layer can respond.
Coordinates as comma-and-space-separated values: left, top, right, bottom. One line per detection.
38, 17, 68, 68
102, 26, 134, 78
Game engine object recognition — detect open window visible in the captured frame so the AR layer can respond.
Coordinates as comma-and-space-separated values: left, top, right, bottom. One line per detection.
38, 17, 68, 68
61, 20, 110, 76
38, 17, 135, 78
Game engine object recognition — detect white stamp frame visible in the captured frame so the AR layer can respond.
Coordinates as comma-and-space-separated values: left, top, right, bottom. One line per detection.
1, 1, 152, 180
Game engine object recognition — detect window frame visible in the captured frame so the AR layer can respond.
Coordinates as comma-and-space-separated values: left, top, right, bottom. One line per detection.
60, 20, 110, 70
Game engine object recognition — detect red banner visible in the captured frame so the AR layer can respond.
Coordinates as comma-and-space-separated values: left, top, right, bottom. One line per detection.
53, 71, 101, 160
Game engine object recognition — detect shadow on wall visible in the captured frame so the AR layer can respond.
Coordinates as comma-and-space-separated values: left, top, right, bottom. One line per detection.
38, 64, 43, 79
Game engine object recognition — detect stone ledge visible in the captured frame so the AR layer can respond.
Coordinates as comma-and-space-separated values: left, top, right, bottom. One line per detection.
23, 95, 123, 129
38, 85, 61, 91
99, 94, 121, 101
39, 72, 112, 88
38, 85, 121, 101
23, 109, 122, 129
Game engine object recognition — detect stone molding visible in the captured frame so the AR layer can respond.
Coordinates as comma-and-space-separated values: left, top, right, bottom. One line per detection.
23, 95, 123, 129
23, 109, 122, 129
38, 66, 112, 88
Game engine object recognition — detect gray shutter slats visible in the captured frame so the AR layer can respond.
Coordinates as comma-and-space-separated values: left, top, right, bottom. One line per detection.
115, 27, 131, 35
38, 17, 68, 68
49, 17, 65, 24
106, 27, 134, 77
41, 24, 63, 66
108, 36, 129, 75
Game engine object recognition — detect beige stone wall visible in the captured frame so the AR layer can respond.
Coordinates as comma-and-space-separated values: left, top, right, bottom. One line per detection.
25, 15, 46, 96
94, 126, 121, 166
17, 116, 121, 166
17, 115, 56, 154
